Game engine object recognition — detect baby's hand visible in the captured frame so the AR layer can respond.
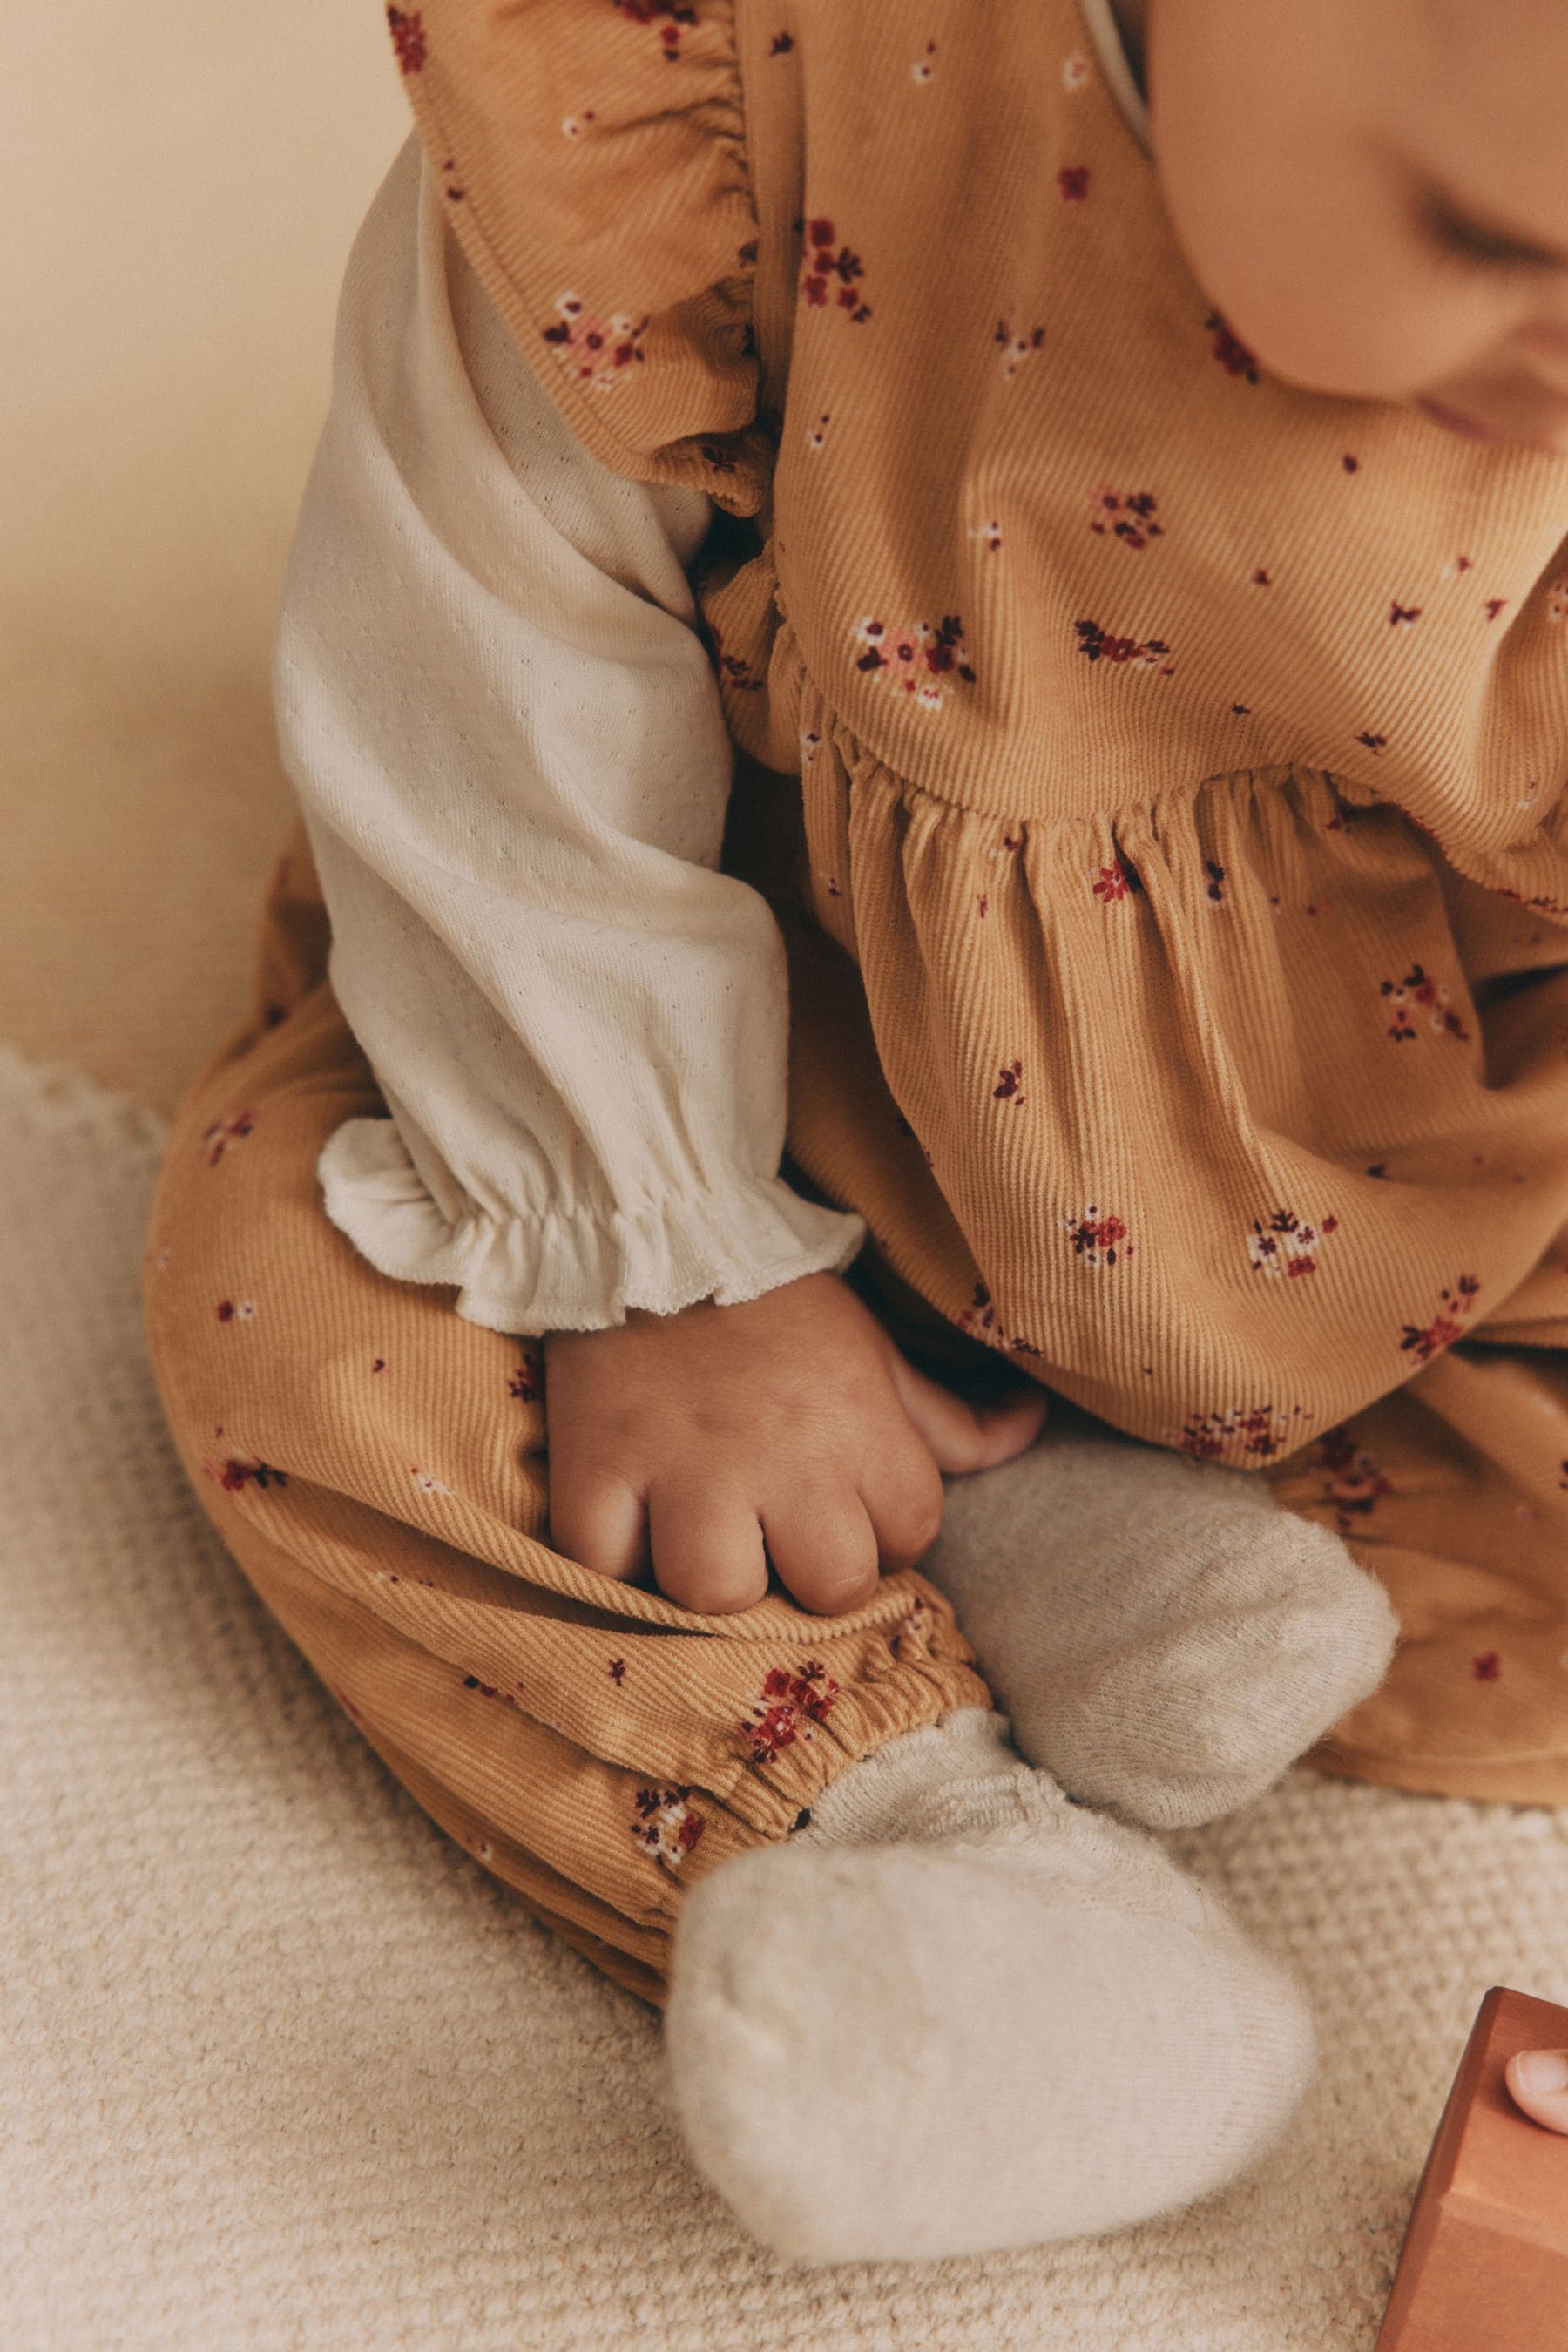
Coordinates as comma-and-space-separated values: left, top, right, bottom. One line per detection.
542, 1270, 1048, 1614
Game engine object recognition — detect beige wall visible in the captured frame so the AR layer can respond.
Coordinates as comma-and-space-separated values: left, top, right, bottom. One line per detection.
2, 6, 410, 1112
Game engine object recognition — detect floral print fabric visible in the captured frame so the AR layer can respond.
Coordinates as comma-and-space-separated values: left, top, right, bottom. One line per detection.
145, 827, 990, 2005
348, 0, 1568, 1808
391, 0, 1568, 1467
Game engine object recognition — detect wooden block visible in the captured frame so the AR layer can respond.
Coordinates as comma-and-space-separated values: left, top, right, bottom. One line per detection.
1376, 1985, 1568, 2351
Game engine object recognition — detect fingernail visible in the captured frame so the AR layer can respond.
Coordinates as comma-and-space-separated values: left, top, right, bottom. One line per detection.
1513, 2050, 1568, 2097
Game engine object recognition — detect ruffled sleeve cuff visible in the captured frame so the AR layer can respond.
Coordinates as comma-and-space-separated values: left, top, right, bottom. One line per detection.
386, 0, 772, 514
317, 1112, 868, 1336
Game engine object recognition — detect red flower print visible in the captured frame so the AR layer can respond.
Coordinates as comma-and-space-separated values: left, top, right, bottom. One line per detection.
796, 216, 872, 322
1380, 965, 1471, 1044
1355, 732, 1389, 754
1389, 601, 1423, 627
1065, 1206, 1134, 1268
959, 1280, 997, 1334
608, 1657, 627, 1685
200, 1451, 288, 1495
912, 39, 938, 84
411, 1466, 456, 1497
1206, 310, 1260, 382
888, 1597, 934, 1659
1075, 619, 1173, 672
739, 1662, 840, 1765
632, 1786, 706, 1869
1058, 166, 1091, 201
1342, 455, 1360, 473
1205, 860, 1227, 905
955, 1279, 1044, 1358
1471, 1651, 1501, 1682
214, 1298, 257, 1323
1088, 485, 1162, 551
992, 1060, 1026, 1105
508, 1355, 544, 1402
371, 1357, 387, 1373
1400, 1274, 1480, 1364
1496, 883, 1568, 919
542, 292, 649, 392
1548, 580, 1568, 624
201, 1112, 254, 1166
1063, 50, 1090, 91
386, 7, 426, 74
1092, 856, 1142, 902
854, 613, 977, 710
1247, 1209, 1341, 1281
995, 319, 1046, 379
1484, 598, 1508, 622
1252, 569, 1272, 588
707, 618, 764, 693
1176, 1402, 1301, 1462
1315, 1425, 1392, 1536
770, 31, 794, 54
614, 0, 698, 58
463, 1674, 524, 1709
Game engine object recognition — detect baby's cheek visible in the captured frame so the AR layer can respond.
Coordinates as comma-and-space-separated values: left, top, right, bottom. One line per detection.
1148, 0, 1486, 403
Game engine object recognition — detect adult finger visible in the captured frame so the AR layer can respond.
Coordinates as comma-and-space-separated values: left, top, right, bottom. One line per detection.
1504, 2048, 1568, 2133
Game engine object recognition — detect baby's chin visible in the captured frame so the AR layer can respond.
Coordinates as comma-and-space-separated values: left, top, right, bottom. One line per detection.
1411, 394, 1517, 446
1257, 336, 1568, 456
1409, 389, 1568, 456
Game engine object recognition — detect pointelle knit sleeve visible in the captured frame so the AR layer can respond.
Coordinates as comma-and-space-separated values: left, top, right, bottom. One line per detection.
269, 134, 866, 1334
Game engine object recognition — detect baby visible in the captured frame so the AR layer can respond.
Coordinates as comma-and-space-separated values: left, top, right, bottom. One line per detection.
155, 0, 1568, 2268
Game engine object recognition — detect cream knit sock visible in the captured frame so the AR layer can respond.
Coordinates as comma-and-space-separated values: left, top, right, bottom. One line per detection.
917, 1413, 1399, 1828
663, 1709, 1315, 2264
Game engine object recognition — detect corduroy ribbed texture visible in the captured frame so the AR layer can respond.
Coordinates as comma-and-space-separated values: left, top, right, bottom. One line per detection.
10, 1033, 1568, 2342
371, 0, 1568, 1802
140, 823, 990, 2004
389, 0, 1568, 1435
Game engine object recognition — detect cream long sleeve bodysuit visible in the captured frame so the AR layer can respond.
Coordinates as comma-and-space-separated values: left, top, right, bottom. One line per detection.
274, 142, 866, 1336
277, 0, 1146, 1332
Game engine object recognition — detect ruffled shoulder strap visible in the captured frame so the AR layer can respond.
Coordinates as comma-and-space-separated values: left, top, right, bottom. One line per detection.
385, 1, 771, 515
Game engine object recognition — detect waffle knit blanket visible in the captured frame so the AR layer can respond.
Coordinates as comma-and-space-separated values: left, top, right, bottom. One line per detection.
3, 1038, 1565, 2351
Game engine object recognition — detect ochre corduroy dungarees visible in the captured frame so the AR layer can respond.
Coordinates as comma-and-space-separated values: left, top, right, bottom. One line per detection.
145, 0, 1568, 2003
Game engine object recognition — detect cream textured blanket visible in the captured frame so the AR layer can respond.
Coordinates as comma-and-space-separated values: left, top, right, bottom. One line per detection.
3, 1037, 1565, 2352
